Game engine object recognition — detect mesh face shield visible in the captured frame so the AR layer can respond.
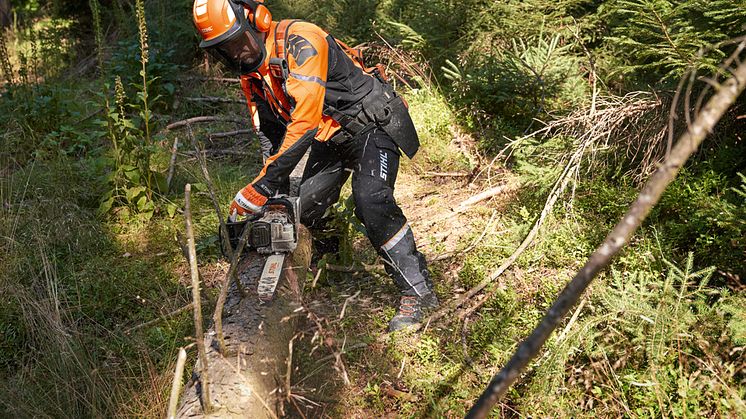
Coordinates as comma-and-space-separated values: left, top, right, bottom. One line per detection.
208, 25, 266, 74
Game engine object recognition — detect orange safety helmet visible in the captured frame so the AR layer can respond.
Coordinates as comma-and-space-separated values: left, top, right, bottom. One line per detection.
193, 0, 273, 74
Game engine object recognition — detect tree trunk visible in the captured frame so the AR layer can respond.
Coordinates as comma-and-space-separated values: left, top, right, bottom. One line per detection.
176, 226, 312, 418
0, 0, 10, 28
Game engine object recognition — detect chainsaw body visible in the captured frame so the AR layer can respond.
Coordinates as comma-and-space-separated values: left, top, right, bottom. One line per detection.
221, 196, 300, 301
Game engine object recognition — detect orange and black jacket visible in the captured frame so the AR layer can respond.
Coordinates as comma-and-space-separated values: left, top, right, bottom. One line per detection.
240, 20, 375, 199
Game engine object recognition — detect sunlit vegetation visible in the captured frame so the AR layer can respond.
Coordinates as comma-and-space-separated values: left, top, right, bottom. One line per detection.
1, 0, 743, 417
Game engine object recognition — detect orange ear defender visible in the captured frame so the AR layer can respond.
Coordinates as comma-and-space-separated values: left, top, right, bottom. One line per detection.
250, 3, 272, 32
235, 0, 272, 32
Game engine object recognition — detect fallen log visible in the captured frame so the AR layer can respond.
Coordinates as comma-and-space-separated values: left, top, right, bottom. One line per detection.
176, 226, 312, 418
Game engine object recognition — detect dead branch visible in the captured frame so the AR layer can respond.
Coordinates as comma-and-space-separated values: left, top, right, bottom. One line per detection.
185, 96, 245, 105
125, 303, 194, 334
285, 336, 295, 403
312, 342, 368, 365
180, 76, 241, 83
166, 137, 179, 193
466, 42, 746, 419
184, 183, 212, 413
166, 116, 245, 131
212, 218, 253, 354
554, 298, 586, 344
302, 305, 355, 386
208, 129, 252, 139
421, 171, 471, 178
184, 149, 253, 157
431, 210, 497, 262
522, 91, 669, 182
175, 232, 210, 294
338, 290, 361, 320
167, 347, 188, 419
311, 267, 323, 288
422, 157, 577, 329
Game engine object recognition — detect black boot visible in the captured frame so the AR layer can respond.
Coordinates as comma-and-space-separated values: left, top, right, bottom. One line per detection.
379, 226, 439, 331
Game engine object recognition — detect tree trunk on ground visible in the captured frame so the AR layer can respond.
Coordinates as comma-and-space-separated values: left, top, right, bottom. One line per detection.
176, 226, 312, 418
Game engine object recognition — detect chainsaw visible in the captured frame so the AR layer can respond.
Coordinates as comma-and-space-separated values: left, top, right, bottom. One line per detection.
220, 196, 300, 302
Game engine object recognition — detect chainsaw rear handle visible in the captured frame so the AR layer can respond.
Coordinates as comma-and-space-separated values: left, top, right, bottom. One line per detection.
263, 196, 296, 222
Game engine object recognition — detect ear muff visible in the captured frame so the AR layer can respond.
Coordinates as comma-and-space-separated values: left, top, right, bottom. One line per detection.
250, 3, 272, 32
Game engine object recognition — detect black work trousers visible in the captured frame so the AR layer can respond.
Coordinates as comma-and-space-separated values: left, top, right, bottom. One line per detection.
298, 129, 432, 297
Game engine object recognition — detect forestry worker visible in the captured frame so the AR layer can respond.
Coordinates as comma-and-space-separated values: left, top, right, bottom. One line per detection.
192, 0, 438, 331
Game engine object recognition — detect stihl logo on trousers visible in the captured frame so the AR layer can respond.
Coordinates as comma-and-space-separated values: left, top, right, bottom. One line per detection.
379, 150, 388, 181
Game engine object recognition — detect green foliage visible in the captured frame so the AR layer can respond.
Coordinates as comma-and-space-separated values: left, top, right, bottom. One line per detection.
600, 0, 746, 84
444, 33, 587, 128
651, 163, 746, 275
95, 76, 163, 219
523, 254, 744, 416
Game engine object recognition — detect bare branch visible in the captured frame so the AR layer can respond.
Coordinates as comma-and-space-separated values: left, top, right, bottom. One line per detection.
212, 218, 253, 354
185, 96, 245, 105
166, 137, 179, 193
167, 348, 188, 419
180, 76, 241, 83
125, 303, 194, 334
166, 116, 245, 131
186, 123, 247, 299
184, 183, 212, 413
208, 129, 252, 139
421, 156, 576, 329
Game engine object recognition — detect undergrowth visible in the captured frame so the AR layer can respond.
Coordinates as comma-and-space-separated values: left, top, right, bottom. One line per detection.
1, 0, 744, 417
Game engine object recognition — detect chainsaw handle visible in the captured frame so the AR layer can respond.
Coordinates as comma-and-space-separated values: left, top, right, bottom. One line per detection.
263, 196, 296, 222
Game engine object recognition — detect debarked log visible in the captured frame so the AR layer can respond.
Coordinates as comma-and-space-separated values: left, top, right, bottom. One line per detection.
176, 226, 312, 418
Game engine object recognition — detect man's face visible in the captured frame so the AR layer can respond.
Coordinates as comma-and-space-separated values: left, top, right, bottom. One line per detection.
209, 26, 267, 74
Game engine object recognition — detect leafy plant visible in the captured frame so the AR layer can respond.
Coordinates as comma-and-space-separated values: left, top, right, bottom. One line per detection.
96, 76, 162, 219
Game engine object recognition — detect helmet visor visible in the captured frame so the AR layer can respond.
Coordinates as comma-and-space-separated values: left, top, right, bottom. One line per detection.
209, 28, 265, 74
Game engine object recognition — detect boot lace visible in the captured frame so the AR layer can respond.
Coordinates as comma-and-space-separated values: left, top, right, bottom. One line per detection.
398, 296, 419, 317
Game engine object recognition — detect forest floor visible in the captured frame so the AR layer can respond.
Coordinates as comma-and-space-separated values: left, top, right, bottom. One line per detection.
151, 75, 541, 417
2, 67, 744, 417
160, 77, 745, 417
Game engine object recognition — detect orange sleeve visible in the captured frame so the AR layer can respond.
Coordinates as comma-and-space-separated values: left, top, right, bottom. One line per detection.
250, 25, 330, 197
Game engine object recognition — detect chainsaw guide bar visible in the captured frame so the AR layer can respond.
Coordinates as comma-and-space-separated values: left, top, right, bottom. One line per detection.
221, 196, 301, 302
257, 253, 286, 301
